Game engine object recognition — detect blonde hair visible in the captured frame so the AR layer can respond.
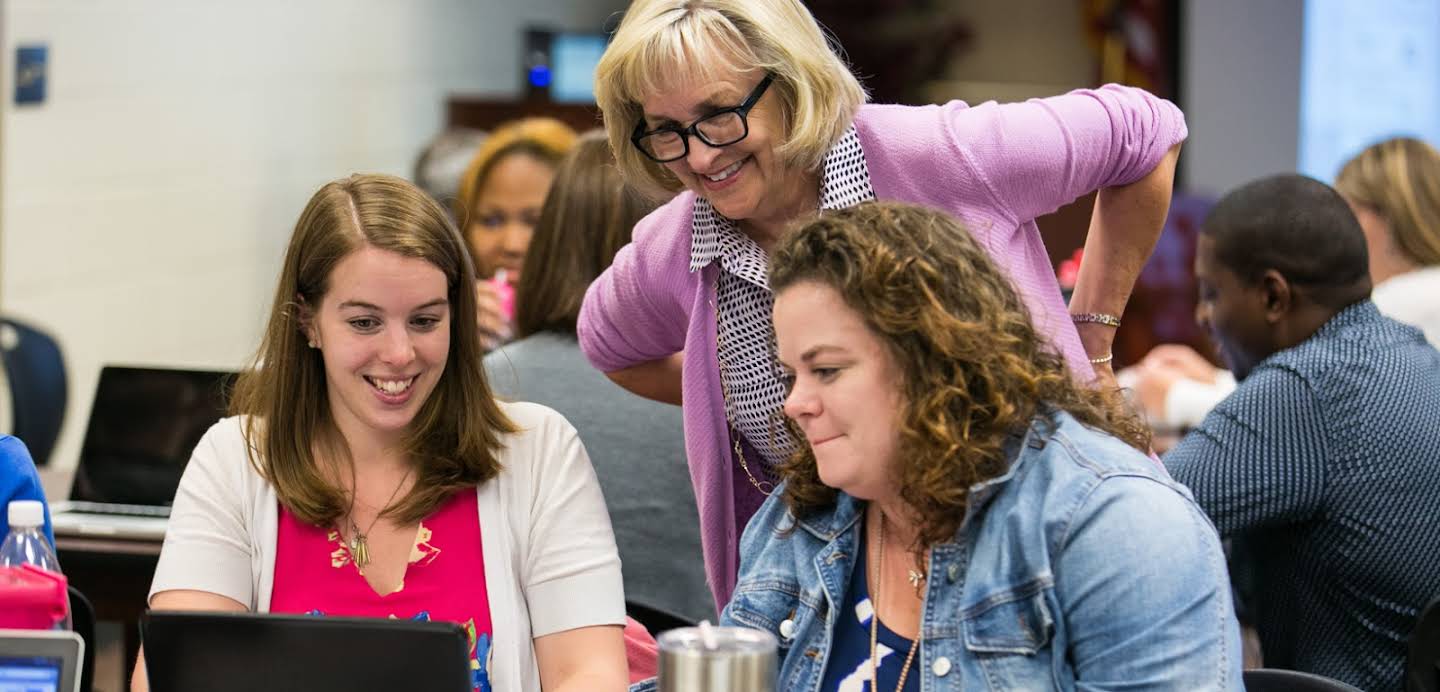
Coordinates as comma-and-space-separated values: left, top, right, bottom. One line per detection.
453, 117, 578, 229
1335, 137, 1440, 267
231, 174, 515, 526
596, 0, 867, 201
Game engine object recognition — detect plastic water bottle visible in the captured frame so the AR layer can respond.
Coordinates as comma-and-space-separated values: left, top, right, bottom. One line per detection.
0, 500, 71, 630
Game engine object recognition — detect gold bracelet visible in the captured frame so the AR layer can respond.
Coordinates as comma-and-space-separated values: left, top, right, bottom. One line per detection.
1088, 353, 1114, 365
1072, 312, 1122, 328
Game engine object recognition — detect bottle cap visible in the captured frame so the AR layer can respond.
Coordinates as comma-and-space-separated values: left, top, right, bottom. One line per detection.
7, 500, 44, 528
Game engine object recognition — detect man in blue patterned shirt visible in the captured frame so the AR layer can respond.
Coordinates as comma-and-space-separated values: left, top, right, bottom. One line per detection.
1167, 173, 1440, 691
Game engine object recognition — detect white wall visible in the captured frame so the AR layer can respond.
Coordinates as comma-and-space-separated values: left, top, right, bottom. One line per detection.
1181, 0, 1304, 197
0, 0, 624, 470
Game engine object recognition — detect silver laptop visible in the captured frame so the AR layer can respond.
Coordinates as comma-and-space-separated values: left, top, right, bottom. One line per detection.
0, 629, 84, 692
50, 366, 233, 540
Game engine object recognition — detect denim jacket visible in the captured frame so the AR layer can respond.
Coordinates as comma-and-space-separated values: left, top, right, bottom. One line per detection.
701, 411, 1243, 691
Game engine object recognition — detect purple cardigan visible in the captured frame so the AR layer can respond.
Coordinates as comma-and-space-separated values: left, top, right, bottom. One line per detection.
579, 84, 1187, 612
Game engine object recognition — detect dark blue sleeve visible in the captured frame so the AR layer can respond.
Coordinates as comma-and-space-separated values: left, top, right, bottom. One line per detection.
1164, 366, 1329, 538
1, 436, 56, 547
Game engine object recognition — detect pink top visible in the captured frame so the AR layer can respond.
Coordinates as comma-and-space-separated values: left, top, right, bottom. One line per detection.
271, 491, 494, 691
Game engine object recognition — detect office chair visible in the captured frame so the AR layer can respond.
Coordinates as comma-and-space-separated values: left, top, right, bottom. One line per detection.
0, 317, 67, 466
68, 585, 95, 692
1409, 595, 1440, 692
1243, 668, 1364, 692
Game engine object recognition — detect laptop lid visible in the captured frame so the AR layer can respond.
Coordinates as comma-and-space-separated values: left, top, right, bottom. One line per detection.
140, 611, 472, 692
0, 629, 83, 692
67, 366, 234, 507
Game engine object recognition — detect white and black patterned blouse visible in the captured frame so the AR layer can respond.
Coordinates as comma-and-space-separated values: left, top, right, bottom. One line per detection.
688, 127, 876, 472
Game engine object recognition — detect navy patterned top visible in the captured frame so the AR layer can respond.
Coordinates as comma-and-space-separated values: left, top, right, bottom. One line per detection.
1167, 300, 1440, 691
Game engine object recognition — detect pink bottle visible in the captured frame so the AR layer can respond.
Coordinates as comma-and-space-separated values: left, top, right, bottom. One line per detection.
490, 269, 516, 323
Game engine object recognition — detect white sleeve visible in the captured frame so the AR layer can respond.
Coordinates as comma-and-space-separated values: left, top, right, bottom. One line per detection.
148, 419, 257, 608
517, 406, 627, 637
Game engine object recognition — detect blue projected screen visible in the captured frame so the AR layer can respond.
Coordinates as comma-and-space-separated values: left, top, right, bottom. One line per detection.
0, 656, 61, 692
550, 33, 607, 103
1300, 0, 1440, 181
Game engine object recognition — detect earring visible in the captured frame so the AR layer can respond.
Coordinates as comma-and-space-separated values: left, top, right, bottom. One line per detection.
307, 339, 319, 349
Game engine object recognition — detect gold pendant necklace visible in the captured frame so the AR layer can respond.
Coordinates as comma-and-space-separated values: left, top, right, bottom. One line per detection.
343, 465, 412, 570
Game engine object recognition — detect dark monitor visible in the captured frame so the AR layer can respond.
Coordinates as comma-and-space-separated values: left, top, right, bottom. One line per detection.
141, 612, 471, 692
69, 366, 234, 506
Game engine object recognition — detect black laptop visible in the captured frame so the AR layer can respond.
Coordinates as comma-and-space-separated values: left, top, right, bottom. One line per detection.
49, 365, 234, 540
140, 611, 472, 692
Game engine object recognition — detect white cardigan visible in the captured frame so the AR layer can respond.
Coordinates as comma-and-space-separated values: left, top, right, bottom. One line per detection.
149, 401, 627, 692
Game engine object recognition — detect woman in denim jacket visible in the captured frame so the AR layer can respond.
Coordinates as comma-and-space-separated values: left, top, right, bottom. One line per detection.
716, 202, 1243, 691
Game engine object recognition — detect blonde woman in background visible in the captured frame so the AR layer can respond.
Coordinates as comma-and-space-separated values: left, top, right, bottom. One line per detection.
455, 118, 577, 350
1337, 136, 1440, 343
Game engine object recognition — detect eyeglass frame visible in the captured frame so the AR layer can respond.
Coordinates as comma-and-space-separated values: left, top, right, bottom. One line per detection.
630, 73, 776, 164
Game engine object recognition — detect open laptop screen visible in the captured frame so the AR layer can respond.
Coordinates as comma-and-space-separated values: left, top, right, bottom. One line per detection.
69, 366, 234, 506
0, 655, 62, 691
0, 630, 82, 692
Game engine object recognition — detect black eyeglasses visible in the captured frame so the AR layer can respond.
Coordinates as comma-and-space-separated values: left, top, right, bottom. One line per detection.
631, 74, 775, 164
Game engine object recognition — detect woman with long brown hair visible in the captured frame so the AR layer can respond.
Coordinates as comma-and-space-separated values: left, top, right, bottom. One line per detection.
137, 174, 629, 691
713, 201, 1240, 690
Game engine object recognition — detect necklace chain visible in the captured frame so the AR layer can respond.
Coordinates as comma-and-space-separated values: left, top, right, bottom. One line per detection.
342, 463, 413, 570
712, 296, 777, 496
870, 510, 923, 692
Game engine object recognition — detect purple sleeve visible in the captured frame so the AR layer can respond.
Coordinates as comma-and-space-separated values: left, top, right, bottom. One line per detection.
944, 83, 1187, 225
577, 206, 690, 372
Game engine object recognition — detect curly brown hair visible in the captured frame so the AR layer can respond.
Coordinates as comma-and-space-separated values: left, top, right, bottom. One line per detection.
769, 201, 1151, 549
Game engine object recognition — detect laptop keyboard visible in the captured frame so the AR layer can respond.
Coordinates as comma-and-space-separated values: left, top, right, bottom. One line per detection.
62, 501, 171, 518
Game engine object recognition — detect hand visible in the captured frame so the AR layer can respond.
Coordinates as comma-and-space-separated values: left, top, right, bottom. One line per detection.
1140, 344, 1219, 384
1130, 361, 1185, 422
475, 280, 513, 351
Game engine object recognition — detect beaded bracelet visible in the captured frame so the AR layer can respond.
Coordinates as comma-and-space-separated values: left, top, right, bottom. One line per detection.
1088, 353, 1115, 365
1071, 312, 1122, 328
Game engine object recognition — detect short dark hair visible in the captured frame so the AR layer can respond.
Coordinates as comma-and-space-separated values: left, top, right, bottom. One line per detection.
1201, 174, 1371, 308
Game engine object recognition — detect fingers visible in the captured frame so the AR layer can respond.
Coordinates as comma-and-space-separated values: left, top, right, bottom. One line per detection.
475, 282, 512, 350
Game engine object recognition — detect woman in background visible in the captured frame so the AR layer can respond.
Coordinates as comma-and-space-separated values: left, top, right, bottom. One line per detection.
719, 201, 1240, 690
137, 174, 628, 691
456, 118, 577, 350
484, 131, 711, 625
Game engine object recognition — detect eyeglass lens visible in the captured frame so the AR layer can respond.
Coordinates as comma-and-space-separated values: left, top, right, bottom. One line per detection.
639, 111, 746, 161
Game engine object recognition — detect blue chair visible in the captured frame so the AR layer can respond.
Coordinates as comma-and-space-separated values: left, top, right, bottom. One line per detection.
0, 317, 67, 466
1244, 668, 1364, 692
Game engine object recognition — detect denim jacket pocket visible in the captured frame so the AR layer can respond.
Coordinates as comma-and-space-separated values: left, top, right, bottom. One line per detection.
961, 585, 1055, 654
960, 585, 1058, 691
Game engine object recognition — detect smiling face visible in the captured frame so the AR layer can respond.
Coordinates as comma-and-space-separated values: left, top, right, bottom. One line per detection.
775, 280, 904, 501
1193, 234, 1275, 380
306, 245, 451, 446
466, 152, 556, 283
640, 70, 802, 230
